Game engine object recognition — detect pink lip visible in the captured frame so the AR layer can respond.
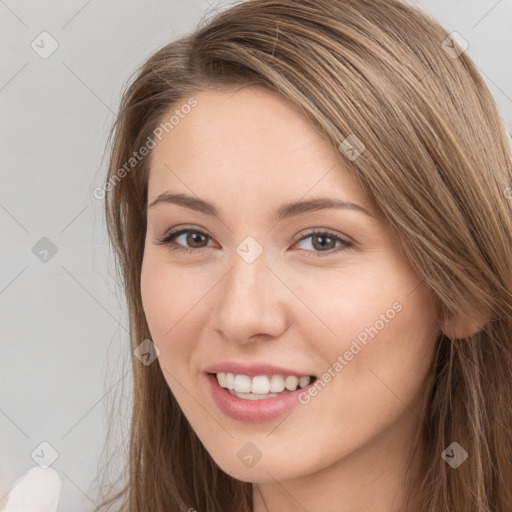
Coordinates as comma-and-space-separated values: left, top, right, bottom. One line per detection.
204, 373, 316, 423
203, 361, 314, 379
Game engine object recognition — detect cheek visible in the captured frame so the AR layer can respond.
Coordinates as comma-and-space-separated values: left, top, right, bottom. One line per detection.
299, 260, 440, 397
140, 259, 168, 339
141, 254, 198, 338
291, 278, 439, 457
140, 255, 213, 376
289, 262, 408, 353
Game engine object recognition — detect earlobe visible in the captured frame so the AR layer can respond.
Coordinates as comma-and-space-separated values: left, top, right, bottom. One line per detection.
441, 304, 493, 340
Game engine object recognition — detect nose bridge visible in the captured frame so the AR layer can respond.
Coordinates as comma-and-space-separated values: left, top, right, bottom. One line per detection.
211, 244, 287, 342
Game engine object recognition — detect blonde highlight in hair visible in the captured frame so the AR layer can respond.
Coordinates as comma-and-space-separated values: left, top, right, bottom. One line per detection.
96, 1, 512, 510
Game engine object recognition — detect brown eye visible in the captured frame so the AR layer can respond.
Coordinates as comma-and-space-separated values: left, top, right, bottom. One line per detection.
156, 228, 214, 254
184, 231, 209, 248
294, 230, 353, 258
311, 233, 337, 251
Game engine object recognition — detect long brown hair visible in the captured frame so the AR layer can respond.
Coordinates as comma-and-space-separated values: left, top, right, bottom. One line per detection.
95, 1, 512, 510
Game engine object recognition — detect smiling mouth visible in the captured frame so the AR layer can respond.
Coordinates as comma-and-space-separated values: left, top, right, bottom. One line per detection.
210, 372, 317, 399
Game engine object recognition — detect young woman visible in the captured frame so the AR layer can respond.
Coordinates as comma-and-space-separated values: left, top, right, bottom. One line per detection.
96, 0, 512, 510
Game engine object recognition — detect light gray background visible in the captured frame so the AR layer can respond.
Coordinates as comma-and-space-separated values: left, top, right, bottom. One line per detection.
1, 1, 510, 510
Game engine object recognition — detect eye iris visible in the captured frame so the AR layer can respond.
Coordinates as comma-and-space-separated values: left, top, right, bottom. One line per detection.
187, 232, 208, 248
312, 234, 335, 251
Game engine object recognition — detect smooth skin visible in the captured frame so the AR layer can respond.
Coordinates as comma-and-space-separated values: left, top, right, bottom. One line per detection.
140, 86, 462, 512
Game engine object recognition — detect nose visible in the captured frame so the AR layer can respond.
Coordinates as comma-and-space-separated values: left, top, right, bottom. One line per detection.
209, 247, 289, 345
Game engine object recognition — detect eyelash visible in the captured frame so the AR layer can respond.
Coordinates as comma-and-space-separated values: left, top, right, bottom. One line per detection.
155, 226, 353, 258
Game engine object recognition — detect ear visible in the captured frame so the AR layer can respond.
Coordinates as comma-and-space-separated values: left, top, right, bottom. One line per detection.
441, 302, 493, 340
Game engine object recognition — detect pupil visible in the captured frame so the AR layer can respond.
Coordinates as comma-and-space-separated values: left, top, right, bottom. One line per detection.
313, 234, 333, 251
188, 232, 206, 248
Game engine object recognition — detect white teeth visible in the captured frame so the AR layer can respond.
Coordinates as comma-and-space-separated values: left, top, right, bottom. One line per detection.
251, 375, 270, 394
298, 376, 311, 388
225, 372, 235, 390
229, 390, 283, 400
269, 374, 285, 393
233, 374, 251, 393
215, 372, 312, 395
216, 372, 227, 388
284, 376, 299, 391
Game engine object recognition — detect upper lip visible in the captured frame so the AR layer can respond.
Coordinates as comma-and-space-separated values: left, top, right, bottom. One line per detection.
203, 361, 315, 378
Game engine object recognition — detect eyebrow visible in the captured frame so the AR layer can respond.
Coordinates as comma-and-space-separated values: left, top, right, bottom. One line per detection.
147, 192, 375, 221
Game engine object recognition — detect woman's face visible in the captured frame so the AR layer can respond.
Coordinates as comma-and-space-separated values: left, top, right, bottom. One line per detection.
141, 86, 442, 483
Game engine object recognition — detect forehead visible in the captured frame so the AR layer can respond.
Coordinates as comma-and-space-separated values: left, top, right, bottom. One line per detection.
147, 86, 375, 216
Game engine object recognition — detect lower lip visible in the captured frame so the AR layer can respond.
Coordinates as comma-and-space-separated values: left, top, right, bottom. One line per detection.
205, 373, 315, 423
